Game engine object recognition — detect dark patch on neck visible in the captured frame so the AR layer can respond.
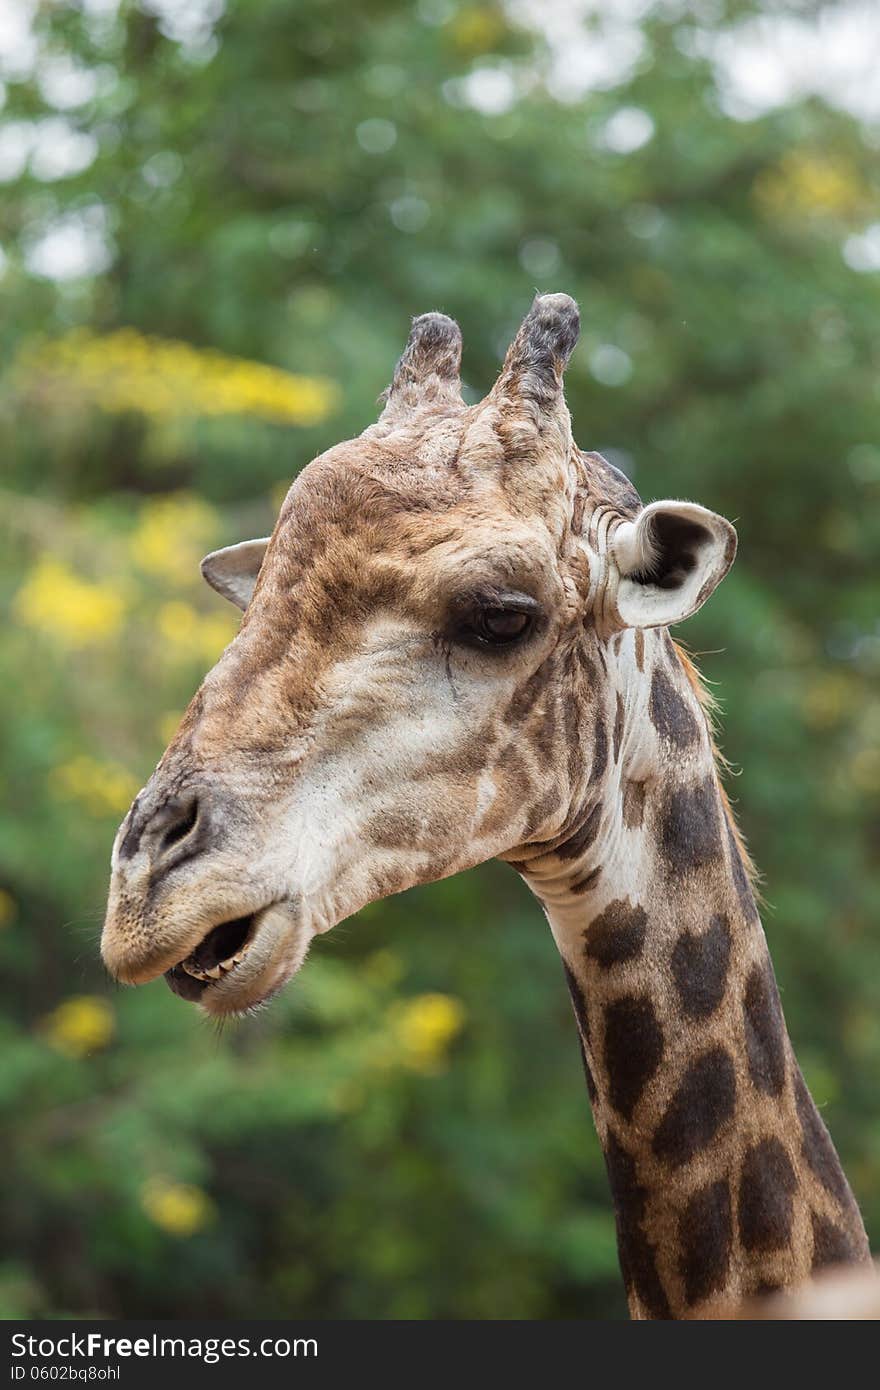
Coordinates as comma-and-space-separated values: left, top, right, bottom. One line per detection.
555, 802, 602, 861
604, 1131, 672, 1319
793, 1069, 865, 1231
603, 995, 664, 1121
562, 961, 597, 1102
660, 776, 723, 874
649, 666, 699, 751
622, 779, 646, 829
743, 956, 787, 1096
612, 692, 625, 762
810, 1211, 865, 1271
679, 1179, 733, 1306
670, 914, 731, 1019
634, 628, 645, 672
652, 1047, 736, 1168
584, 899, 647, 967
725, 816, 758, 922
738, 1138, 797, 1253
569, 864, 602, 896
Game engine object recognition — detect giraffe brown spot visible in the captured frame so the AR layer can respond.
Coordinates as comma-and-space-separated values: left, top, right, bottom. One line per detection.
649, 667, 699, 751
752, 1280, 783, 1299
504, 665, 548, 725
555, 802, 602, 861
589, 716, 608, 785
613, 692, 625, 762
576, 1035, 598, 1103
604, 1131, 672, 1320
679, 1179, 732, 1306
793, 1069, 861, 1217
533, 692, 558, 761
725, 817, 757, 921
622, 779, 646, 829
660, 777, 723, 874
652, 1047, 736, 1168
522, 786, 562, 841
603, 995, 664, 1121
670, 914, 731, 1019
562, 961, 596, 1101
743, 956, 787, 1096
584, 899, 647, 967
569, 865, 602, 896
634, 628, 645, 671
365, 805, 426, 850
562, 960, 592, 1046
578, 652, 599, 687
738, 1138, 796, 1253
810, 1211, 863, 1271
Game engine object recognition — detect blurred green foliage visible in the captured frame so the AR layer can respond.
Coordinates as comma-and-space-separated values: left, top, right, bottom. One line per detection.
1, 0, 879, 1320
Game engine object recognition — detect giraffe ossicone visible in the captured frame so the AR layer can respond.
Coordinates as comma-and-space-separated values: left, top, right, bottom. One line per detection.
102, 293, 873, 1317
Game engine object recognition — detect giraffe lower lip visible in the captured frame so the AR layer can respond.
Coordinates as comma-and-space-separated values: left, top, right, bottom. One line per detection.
164, 912, 257, 999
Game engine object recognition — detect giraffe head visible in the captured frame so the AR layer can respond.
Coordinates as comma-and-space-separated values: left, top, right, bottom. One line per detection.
102, 294, 736, 1014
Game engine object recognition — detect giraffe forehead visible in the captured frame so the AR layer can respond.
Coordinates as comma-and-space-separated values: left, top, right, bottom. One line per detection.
269, 400, 581, 559
261, 445, 570, 613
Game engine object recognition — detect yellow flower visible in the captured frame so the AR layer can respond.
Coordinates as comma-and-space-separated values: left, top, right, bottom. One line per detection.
198, 613, 237, 661
16, 328, 339, 426
156, 600, 200, 646
449, 7, 507, 54
0, 890, 17, 928
391, 993, 466, 1073
129, 494, 218, 586
50, 756, 138, 817
155, 601, 235, 662
851, 746, 880, 794
43, 996, 115, 1058
13, 557, 124, 648
754, 152, 867, 222
141, 1179, 214, 1237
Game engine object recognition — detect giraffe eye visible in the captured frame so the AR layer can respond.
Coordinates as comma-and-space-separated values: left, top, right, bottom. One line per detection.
474, 608, 531, 644
451, 592, 540, 650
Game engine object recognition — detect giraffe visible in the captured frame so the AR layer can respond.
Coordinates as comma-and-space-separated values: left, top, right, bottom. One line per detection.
102, 293, 873, 1318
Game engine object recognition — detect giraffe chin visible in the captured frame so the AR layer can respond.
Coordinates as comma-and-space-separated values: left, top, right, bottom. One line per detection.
164, 901, 309, 1016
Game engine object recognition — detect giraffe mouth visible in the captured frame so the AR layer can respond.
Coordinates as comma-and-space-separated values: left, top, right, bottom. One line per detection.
161, 900, 309, 1014
164, 911, 260, 1002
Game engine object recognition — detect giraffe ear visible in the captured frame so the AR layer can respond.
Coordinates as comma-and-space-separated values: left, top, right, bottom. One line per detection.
610, 501, 736, 629
200, 538, 270, 610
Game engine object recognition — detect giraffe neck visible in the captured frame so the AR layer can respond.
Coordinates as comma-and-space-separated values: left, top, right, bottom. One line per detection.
519, 627, 870, 1319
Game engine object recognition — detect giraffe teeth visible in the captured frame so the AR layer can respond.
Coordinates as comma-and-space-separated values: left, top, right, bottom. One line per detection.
178, 927, 255, 983
181, 962, 209, 980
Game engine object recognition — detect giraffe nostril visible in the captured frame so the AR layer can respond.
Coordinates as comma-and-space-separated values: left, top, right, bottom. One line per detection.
157, 794, 200, 857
